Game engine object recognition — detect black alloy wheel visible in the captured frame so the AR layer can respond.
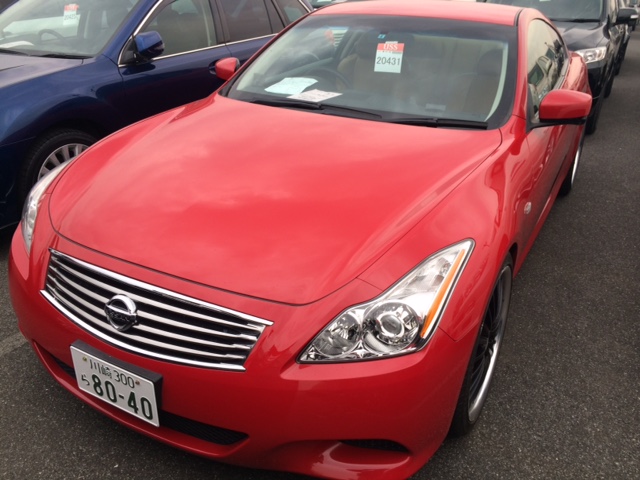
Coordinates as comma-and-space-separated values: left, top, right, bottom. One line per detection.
585, 94, 603, 135
559, 132, 585, 196
449, 255, 513, 437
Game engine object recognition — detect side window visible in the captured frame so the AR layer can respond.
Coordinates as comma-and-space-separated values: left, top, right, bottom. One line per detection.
219, 0, 272, 42
141, 0, 218, 56
527, 20, 567, 116
273, 0, 308, 24
265, 1, 285, 31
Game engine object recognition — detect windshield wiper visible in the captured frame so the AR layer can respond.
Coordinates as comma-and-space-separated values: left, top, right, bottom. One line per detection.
387, 117, 488, 129
320, 103, 382, 119
251, 97, 323, 110
250, 97, 382, 119
0, 48, 27, 56
38, 53, 90, 59
550, 18, 600, 23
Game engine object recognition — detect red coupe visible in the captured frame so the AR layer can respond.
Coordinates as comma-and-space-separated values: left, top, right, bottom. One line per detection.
9, 1, 591, 478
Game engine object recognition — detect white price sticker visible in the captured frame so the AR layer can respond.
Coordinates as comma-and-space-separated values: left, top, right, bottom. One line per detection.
265, 77, 318, 95
63, 4, 80, 26
288, 89, 342, 102
374, 42, 404, 74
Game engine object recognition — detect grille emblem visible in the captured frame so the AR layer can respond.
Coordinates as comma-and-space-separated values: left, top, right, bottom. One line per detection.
105, 294, 138, 332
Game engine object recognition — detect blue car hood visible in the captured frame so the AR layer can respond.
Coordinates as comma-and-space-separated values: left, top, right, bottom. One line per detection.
0, 53, 83, 89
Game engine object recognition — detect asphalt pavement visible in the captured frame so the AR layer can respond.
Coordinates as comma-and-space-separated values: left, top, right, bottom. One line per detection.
1, 35, 638, 480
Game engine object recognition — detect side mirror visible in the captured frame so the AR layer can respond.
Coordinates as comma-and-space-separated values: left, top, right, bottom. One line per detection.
134, 31, 164, 61
536, 90, 592, 127
215, 57, 240, 81
616, 7, 638, 26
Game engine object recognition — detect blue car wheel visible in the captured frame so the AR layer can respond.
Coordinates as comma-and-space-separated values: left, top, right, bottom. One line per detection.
19, 129, 96, 202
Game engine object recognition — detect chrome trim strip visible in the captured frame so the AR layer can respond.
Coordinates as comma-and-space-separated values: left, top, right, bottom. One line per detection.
50, 267, 108, 304
135, 310, 258, 343
118, 44, 227, 68
42, 290, 246, 371
44, 249, 274, 371
51, 262, 267, 333
49, 279, 250, 351
49, 250, 272, 327
224, 34, 274, 47
131, 323, 251, 351
47, 281, 247, 356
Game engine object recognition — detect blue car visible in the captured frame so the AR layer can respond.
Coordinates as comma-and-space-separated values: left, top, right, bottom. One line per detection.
0, 0, 311, 229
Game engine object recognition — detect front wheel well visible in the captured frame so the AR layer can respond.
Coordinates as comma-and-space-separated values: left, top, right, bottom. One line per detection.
508, 243, 519, 275
18, 126, 101, 203
38, 120, 107, 141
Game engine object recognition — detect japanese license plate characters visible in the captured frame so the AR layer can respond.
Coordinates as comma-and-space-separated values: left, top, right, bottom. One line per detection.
71, 342, 161, 426
375, 42, 404, 74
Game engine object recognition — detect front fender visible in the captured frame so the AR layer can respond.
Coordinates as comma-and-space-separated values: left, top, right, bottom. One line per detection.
0, 56, 127, 227
357, 140, 513, 342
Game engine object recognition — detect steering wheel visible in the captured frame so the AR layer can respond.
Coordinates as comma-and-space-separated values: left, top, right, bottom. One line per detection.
38, 29, 72, 45
306, 66, 352, 91
295, 51, 321, 66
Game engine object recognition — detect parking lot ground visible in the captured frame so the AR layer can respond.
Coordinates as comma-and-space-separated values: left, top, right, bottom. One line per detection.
1, 35, 639, 480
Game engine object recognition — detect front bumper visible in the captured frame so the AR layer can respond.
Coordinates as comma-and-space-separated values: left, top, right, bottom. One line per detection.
0, 138, 32, 229
9, 227, 476, 479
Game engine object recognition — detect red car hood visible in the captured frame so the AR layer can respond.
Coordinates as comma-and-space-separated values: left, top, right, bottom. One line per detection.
50, 95, 502, 305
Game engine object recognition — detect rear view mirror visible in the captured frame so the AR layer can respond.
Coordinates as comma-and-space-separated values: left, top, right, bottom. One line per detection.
537, 90, 592, 127
134, 31, 164, 61
215, 58, 240, 81
616, 7, 638, 26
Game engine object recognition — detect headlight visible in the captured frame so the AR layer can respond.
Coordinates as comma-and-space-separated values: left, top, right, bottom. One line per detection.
575, 46, 607, 64
299, 239, 474, 363
21, 162, 70, 253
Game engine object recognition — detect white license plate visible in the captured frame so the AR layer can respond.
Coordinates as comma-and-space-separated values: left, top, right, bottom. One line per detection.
71, 342, 161, 426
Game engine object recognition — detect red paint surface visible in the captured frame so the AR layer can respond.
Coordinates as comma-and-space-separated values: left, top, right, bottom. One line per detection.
9, 4, 590, 479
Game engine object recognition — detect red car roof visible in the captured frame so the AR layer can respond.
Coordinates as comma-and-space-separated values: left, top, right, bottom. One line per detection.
316, 0, 521, 27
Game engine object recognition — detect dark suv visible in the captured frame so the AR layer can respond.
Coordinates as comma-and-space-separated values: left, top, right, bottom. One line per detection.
484, 0, 637, 134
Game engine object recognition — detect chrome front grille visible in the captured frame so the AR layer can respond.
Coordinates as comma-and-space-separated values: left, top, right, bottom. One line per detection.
43, 250, 272, 371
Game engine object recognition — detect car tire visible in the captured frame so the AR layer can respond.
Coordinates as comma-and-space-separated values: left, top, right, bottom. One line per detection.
18, 129, 96, 202
614, 44, 627, 76
585, 94, 603, 135
558, 132, 584, 197
448, 255, 513, 438
603, 72, 614, 98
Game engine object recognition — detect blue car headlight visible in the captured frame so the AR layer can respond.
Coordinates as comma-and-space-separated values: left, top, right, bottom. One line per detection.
21, 162, 70, 253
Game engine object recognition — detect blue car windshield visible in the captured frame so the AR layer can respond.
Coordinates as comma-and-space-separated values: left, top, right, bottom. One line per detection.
0, 0, 142, 57
486, 0, 604, 22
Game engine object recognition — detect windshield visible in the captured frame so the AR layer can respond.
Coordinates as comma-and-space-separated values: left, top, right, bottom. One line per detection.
486, 0, 604, 22
225, 15, 517, 128
0, 0, 142, 57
